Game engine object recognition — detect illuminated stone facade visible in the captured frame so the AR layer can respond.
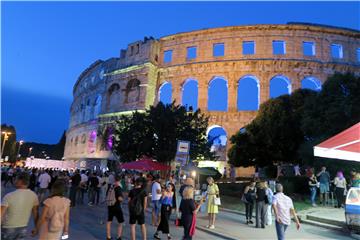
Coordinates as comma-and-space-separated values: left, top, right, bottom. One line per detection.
64, 23, 360, 175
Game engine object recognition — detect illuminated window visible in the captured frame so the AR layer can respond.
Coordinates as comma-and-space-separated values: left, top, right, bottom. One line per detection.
303, 42, 315, 56
273, 40, 286, 55
242, 41, 255, 55
163, 50, 173, 63
213, 43, 225, 57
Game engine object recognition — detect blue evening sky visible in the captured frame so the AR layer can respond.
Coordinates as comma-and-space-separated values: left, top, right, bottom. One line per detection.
2, 1, 359, 144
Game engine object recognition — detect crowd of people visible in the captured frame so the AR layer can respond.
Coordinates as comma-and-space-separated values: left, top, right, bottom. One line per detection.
0, 166, 210, 240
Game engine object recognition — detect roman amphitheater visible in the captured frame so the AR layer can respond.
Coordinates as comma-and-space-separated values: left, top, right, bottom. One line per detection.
64, 22, 360, 173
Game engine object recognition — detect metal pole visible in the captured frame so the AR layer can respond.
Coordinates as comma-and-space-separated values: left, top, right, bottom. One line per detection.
16, 141, 23, 161
1, 133, 9, 159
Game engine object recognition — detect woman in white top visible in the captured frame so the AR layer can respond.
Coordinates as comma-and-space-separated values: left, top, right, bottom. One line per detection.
33, 180, 71, 240
334, 171, 347, 208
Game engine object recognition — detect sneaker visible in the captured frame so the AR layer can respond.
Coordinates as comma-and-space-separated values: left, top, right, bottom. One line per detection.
88, 202, 93, 206
106, 237, 112, 240
249, 220, 254, 224
206, 225, 210, 228
167, 235, 172, 240
154, 233, 161, 240
312, 203, 317, 207
209, 225, 215, 229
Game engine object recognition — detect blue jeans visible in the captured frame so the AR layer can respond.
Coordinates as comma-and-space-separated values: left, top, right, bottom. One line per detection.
310, 187, 317, 204
1, 227, 27, 240
275, 221, 288, 240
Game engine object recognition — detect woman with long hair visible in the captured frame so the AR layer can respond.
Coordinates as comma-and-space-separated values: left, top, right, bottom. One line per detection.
154, 183, 174, 240
255, 181, 268, 228
33, 180, 71, 240
206, 177, 219, 229
243, 181, 256, 224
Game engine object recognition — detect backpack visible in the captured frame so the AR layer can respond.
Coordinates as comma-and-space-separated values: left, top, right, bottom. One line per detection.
130, 190, 144, 216
106, 185, 117, 206
265, 188, 273, 205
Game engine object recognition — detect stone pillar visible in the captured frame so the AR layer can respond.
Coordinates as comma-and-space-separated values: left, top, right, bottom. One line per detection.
172, 79, 182, 105
227, 73, 237, 112
197, 76, 208, 111
259, 72, 270, 104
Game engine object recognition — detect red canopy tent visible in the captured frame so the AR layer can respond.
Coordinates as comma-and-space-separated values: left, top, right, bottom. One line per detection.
314, 122, 360, 162
119, 156, 171, 171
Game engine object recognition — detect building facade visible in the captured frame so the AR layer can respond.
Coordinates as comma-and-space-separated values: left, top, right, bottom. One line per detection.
64, 23, 360, 173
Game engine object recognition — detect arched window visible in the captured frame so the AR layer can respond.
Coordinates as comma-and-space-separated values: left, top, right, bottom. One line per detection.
124, 79, 141, 104
182, 79, 198, 111
94, 95, 102, 118
207, 125, 227, 161
237, 75, 260, 111
158, 82, 172, 105
107, 83, 121, 112
301, 76, 322, 92
208, 77, 228, 111
270, 75, 291, 98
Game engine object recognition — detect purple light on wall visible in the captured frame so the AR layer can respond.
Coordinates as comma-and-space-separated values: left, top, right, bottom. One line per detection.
106, 128, 113, 150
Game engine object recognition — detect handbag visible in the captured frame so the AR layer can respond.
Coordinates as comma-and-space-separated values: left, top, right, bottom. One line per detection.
241, 194, 248, 203
214, 196, 221, 206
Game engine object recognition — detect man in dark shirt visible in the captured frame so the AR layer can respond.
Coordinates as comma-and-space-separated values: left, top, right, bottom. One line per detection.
88, 173, 100, 206
70, 170, 81, 207
316, 166, 330, 205
107, 175, 124, 240
128, 177, 147, 240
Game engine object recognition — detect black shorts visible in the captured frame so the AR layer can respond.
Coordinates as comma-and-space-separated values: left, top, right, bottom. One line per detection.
107, 206, 124, 223
129, 212, 145, 225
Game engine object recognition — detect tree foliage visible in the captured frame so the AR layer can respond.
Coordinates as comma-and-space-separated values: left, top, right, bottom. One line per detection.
110, 102, 213, 164
228, 72, 360, 168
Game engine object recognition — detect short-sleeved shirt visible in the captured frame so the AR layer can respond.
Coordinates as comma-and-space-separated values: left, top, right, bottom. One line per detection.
272, 192, 294, 226
318, 171, 330, 184
113, 186, 124, 209
129, 188, 147, 209
1, 189, 39, 228
38, 173, 51, 189
151, 182, 162, 201
179, 199, 195, 219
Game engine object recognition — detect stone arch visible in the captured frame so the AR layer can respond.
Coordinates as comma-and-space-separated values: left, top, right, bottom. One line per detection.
124, 79, 141, 104
182, 78, 198, 111
107, 83, 121, 112
208, 76, 228, 111
158, 81, 172, 105
269, 75, 292, 98
237, 75, 260, 111
301, 76, 322, 92
207, 125, 228, 161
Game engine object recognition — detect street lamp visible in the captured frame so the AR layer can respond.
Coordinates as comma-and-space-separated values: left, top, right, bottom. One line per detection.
28, 147, 33, 157
1, 131, 12, 159
16, 140, 24, 161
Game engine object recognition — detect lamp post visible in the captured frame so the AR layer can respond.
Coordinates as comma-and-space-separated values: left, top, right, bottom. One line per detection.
16, 140, 24, 161
28, 147, 33, 157
1, 131, 12, 159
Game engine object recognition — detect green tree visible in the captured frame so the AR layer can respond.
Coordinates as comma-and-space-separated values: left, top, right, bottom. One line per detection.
110, 102, 213, 164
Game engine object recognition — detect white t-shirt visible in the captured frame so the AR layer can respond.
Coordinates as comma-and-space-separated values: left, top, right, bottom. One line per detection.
38, 173, 51, 189
151, 181, 162, 201
1, 189, 39, 228
273, 192, 294, 225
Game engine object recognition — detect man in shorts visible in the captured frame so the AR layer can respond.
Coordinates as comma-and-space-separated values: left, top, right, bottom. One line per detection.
128, 177, 147, 240
151, 175, 162, 226
1, 172, 39, 240
106, 175, 124, 240
317, 166, 330, 205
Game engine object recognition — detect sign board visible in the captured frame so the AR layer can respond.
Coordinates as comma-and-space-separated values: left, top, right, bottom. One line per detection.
176, 140, 190, 154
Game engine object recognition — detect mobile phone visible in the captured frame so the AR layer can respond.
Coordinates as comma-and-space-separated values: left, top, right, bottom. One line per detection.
61, 234, 69, 240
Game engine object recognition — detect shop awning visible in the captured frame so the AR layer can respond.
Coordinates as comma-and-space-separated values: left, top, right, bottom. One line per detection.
119, 156, 170, 171
314, 122, 360, 161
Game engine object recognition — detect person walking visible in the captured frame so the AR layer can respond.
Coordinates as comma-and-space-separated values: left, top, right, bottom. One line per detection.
316, 166, 330, 205
128, 177, 147, 240
272, 184, 300, 240
334, 171, 347, 208
78, 170, 88, 204
69, 170, 81, 207
1, 172, 39, 240
33, 180, 70, 240
88, 172, 100, 206
206, 177, 219, 229
38, 170, 51, 204
154, 183, 174, 240
151, 175, 162, 226
265, 182, 274, 226
28, 168, 38, 191
243, 181, 256, 224
106, 175, 124, 240
255, 181, 268, 228
179, 186, 204, 240
308, 173, 318, 207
